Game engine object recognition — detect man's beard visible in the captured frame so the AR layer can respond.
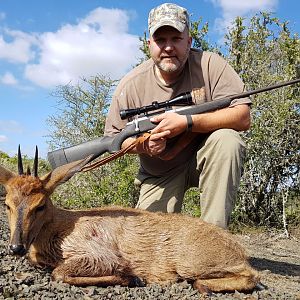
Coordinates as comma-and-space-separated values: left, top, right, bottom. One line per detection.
157, 59, 180, 73
155, 47, 190, 73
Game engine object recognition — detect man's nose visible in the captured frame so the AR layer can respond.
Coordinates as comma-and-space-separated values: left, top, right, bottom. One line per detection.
164, 42, 175, 51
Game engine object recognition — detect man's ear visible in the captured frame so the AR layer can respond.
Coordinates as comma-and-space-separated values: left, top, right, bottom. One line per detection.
188, 36, 192, 48
147, 38, 151, 51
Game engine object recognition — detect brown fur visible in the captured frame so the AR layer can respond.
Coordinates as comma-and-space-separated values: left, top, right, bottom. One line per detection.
0, 160, 260, 293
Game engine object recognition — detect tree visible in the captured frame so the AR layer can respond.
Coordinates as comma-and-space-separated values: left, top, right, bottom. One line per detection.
47, 75, 140, 209
47, 75, 114, 149
225, 13, 300, 228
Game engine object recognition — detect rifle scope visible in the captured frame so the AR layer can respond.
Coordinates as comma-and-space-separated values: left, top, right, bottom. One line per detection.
119, 92, 193, 120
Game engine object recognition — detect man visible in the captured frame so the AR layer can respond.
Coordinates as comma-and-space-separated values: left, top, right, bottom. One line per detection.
104, 3, 251, 229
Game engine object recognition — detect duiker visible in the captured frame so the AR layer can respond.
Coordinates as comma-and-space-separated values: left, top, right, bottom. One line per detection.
0, 147, 260, 293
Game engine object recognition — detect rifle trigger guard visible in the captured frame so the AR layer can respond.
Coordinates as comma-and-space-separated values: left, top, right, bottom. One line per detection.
134, 119, 140, 132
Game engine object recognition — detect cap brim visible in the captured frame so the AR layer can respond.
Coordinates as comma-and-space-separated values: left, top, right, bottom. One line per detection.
149, 20, 185, 36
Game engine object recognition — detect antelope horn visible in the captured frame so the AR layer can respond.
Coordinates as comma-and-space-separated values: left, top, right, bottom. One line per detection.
18, 145, 24, 175
33, 146, 38, 177
26, 165, 31, 175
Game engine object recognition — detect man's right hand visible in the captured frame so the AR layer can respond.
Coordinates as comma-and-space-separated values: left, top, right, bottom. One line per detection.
138, 131, 170, 156
122, 130, 170, 157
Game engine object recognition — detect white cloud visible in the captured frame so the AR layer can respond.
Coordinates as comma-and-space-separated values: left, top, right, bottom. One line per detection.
0, 71, 18, 85
0, 28, 37, 63
0, 135, 7, 142
210, 0, 278, 33
24, 7, 142, 88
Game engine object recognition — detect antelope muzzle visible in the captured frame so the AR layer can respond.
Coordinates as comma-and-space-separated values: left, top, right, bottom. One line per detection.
9, 243, 27, 256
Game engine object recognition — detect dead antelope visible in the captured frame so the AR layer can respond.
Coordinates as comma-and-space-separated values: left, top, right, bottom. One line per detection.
0, 146, 260, 293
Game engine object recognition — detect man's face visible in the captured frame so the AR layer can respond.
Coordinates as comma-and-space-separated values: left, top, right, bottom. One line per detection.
148, 26, 192, 74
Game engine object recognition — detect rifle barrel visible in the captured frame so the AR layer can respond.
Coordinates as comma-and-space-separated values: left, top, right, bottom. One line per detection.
230, 78, 300, 100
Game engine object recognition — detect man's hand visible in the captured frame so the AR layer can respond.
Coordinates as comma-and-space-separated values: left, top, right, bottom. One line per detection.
122, 112, 188, 156
138, 112, 187, 156
122, 131, 171, 156
139, 131, 170, 156
150, 112, 188, 138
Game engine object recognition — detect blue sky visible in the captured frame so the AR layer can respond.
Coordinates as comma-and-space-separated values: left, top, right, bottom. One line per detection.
0, 0, 299, 159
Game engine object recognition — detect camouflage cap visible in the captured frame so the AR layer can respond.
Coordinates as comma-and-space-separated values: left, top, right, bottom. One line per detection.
148, 3, 190, 36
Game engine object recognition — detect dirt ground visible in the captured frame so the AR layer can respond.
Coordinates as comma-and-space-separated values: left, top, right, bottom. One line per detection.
235, 228, 300, 299
0, 197, 299, 299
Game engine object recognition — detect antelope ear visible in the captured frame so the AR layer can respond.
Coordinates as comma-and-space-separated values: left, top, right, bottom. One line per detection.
40, 155, 93, 193
0, 165, 16, 186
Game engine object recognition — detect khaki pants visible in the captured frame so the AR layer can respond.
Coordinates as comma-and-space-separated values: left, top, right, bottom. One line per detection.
135, 129, 246, 229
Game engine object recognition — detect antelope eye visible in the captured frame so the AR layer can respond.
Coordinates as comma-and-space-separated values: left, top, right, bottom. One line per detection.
5, 204, 10, 210
36, 205, 45, 212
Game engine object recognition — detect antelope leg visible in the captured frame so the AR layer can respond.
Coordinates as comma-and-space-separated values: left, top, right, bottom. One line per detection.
61, 274, 134, 287
193, 273, 259, 293
51, 257, 143, 287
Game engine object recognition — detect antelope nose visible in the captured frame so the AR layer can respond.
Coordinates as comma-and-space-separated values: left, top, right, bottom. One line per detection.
9, 244, 26, 256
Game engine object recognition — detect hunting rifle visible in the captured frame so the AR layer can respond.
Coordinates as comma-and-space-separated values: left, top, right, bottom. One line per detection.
48, 77, 300, 169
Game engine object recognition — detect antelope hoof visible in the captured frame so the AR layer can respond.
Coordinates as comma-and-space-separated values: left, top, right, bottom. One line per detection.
256, 282, 267, 291
128, 276, 145, 287
193, 281, 212, 295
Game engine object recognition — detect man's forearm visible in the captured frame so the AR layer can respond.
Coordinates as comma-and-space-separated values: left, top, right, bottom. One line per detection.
121, 104, 250, 154
191, 104, 250, 133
